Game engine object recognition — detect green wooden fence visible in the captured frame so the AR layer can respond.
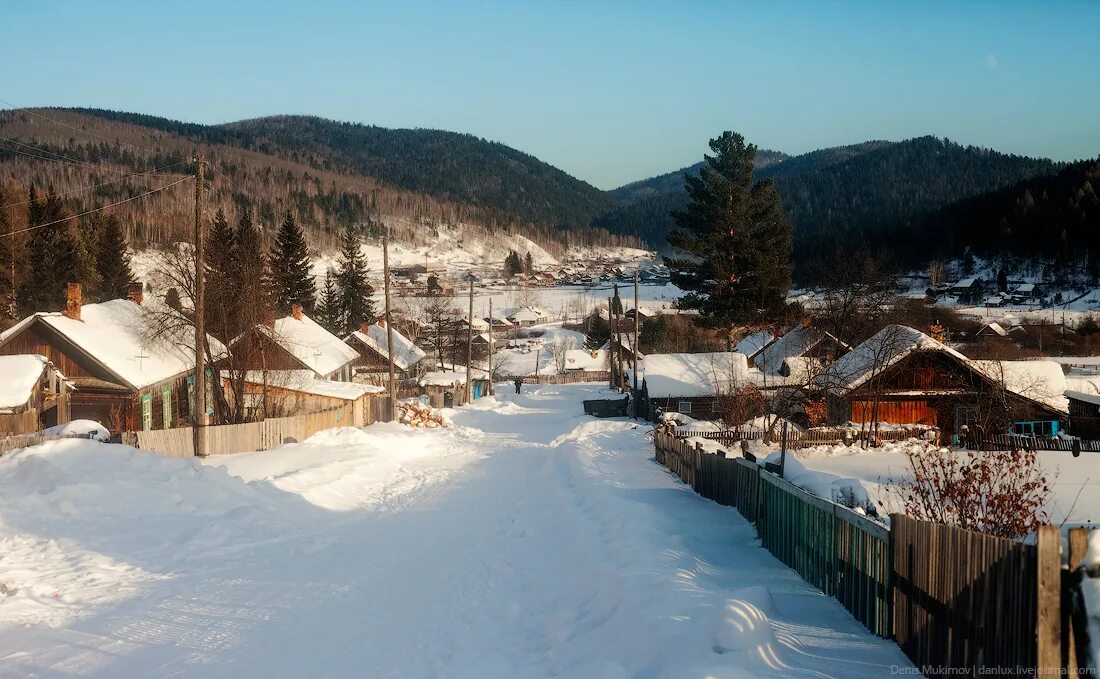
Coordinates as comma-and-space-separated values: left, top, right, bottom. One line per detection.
654, 428, 892, 638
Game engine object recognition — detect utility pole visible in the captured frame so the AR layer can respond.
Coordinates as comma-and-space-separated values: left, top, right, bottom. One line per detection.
487, 298, 494, 396
465, 276, 474, 403
383, 229, 397, 421
607, 297, 615, 390
633, 269, 640, 395
192, 153, 207, 457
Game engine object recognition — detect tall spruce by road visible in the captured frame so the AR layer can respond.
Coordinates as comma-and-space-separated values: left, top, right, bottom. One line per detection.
234, 209, 276, 327
524, 251, 534, 275
17, 188, 81, 315
205, 209, 238, 338
270, 213, 316, 314
504, 250, 522, 278
336, 224, 375, 335
667, 131, 792, 325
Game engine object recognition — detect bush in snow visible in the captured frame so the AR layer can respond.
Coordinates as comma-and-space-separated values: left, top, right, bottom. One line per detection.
884, 443, 1053, 539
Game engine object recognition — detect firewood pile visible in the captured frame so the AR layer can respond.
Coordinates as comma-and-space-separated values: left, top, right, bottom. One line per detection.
398, 401, 446, 428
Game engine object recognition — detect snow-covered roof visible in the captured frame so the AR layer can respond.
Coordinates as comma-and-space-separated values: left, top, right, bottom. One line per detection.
563, 349, 607, 372
0, 355, 48, 410
254, 313, 360, 378
971, 360, 1068, 413
1066, 390, 1100, 407
418, 365, 490, 387
734, 330, 774, 358
347, 322, 426, 370
953, 278, 978, 289
461, 316, 490, 331
0, 299, 225, 390
754, 325, 847, 374
818, 325, 969, 393
507, 306, 549, 323
978, 322, 1008, 337
226, 370, 385, 400
640, 352, 750, 398
485, 312, 512, 326
1015, 283, 1037, 293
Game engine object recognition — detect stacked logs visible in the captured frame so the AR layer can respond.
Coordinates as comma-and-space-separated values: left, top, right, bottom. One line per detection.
398, 401, 446, 428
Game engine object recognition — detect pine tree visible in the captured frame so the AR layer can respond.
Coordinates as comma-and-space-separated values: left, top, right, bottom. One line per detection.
335, 224, 374, 335
270, 213, 316, 314
314, 269, 341, 333
92, 213, 134, 301
524, 251, 534, 275
17, 188, 81, 314
233, 208, 274, 326
667, 131, 792, 324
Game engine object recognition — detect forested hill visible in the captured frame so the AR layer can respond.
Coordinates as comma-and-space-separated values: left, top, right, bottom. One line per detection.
611, 148, 788, 203
594, 137, 1063, 268
67, 109, 619, 228
890, 158, 1100, 270
0, 108, 636, 252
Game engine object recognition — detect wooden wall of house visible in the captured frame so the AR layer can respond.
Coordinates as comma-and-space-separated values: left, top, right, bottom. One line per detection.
649, 395, 718, 419
850, 399, 939, 428
226, 331, 308, 372
347, 337, 390, 372
0, 323, 108, 382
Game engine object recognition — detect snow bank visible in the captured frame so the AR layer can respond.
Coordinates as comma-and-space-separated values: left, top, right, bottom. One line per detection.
43, 419, 111, 441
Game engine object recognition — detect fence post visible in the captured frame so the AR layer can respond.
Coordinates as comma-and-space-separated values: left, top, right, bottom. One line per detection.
693, 442, 702, 491
1036, 525, 1062, 675
1065, 527, 1091, 673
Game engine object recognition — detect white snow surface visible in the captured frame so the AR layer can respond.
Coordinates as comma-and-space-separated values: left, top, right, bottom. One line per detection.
640, 352, 750, 398
0, 354, 47, 410
0, 384, 912, 678
228, 370, 385, 399
42, 419, 112, 441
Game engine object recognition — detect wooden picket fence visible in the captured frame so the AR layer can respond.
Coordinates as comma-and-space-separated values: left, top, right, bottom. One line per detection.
499, 371, 613, 385
0, 411, 39, 436
124, 402, 366, 457
967, 433, 1100, 453
653, 427, 1090, 675
0, 431, 97, 457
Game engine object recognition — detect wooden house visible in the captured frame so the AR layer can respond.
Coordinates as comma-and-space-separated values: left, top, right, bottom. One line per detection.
601, 333, 643, 363
817, 324, 1067, 436
225, 305, 359, 381
344, 320, 427, 379
1066, 391, 1100, 439
0, 354, 72, 433
753, 323, 850, 375
635, 352, 750, 421
950, 278, 985, 304
0, 283, 224, 432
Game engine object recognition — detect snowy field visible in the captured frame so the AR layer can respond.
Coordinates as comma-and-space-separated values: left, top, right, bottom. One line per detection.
0, 384, 913, 678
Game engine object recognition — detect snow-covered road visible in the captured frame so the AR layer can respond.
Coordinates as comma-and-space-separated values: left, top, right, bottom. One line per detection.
0, 384, 914, 678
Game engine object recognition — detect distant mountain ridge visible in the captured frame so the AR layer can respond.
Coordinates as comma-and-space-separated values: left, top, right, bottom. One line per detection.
594, 136, 1064, 272
611, 148, 789, 203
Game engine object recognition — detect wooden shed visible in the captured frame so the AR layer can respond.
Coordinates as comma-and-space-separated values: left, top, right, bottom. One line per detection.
0, 354, 72, 433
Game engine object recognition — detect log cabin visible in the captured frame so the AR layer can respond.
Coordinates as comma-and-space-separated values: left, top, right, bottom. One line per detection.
220, 369, 386, 425
753, 323, 850, 376
344, 320, 426, 379
225, 305, 359, 381
818, 324, 1067, 437
0, 283, 224, 432
0, 354, 72, 433
635, 352, 751, 421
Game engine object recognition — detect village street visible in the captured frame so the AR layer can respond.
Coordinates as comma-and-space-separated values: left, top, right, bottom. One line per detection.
0, 384, 913, 678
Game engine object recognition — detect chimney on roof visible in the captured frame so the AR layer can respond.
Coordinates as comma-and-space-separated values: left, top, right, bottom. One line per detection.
291, 303, 303, 321
361, 320, 373, 335
377, 318, 386, 328
801, 316, 811, 328
64, 283, 82, 321
126, 281, 144, 305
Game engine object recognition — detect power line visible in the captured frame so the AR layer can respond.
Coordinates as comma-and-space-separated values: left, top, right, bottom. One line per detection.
0, 175, 194, 239
0, 136, 131, 174
0, 99, 192, 163
0, 160, 191, 207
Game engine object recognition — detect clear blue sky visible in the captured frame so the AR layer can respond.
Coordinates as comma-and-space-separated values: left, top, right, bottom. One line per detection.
4, 1, 1098, 189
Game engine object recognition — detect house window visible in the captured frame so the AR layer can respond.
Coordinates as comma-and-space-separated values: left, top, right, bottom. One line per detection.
678, 401, 692, 414
161, 384, 172, 429
141, 393, 153, 431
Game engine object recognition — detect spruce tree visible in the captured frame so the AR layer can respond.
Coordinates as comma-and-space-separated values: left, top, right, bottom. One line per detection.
611, 284, 623, 316
335, 224, 374, 335
233, 209, 273, 326
93, 213, 134, 301
0, 186, 13, 320
315, 269, 341, 333
667, 131, 792, 324
205, 209, 238, 339
504, 250, 521, 277
270, 213, 315, 314
17, 188, 81, 314
524, 251, 534, 275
